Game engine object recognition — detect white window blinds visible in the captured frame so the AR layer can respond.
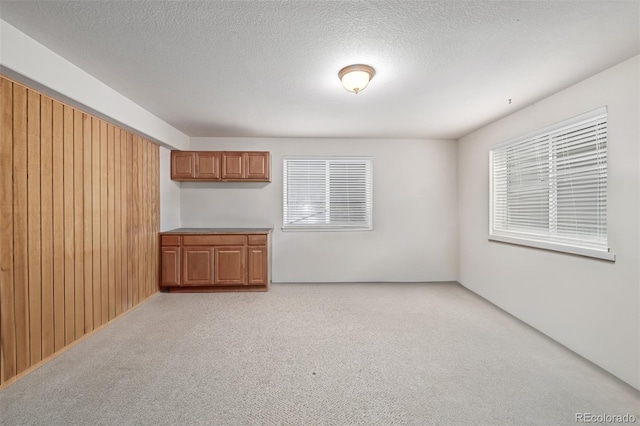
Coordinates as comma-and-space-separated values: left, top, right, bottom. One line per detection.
283, 157, 373, 230
490, 107, 611, 259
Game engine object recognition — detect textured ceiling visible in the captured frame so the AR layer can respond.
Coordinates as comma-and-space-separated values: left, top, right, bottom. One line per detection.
1, 1, 638, 139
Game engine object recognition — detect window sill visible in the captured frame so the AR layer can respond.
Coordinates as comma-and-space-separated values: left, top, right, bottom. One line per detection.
488, 235, 615, 261
281, 227, 372, 232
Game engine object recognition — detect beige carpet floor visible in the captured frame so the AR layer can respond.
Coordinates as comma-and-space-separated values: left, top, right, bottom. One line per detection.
0, 282, 638, 425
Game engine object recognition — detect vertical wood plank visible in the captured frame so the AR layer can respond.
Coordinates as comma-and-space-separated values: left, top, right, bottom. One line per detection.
126, 133, 133, 310
148, 142, 152, 296
91, 117, 101, 328
40, 95, 54, 359
114, 128, 121, 317
27, 89, 42, 366
131, 136, 138, 306
148, 142, 153, 297
129, 135, 135, 306
145, 140, 150, 299
63, 105, 75, 345
0, 78, 16, 383
13, 84, 30, 374
150, 144, 155, 295
107, 124, 115, 320
150, 143, 156, 295
120, 131, 128, 313
83, 114, 93, 334
100, 121, 108, 324
155, 145, 160, 294
52, 101, 65, 352
139, 139, 149, 302
154, 146, 158, 294
136, 138, 142, 304
145, 141, 149, 297
73, 109, 84, 339
141, 140, 147, 300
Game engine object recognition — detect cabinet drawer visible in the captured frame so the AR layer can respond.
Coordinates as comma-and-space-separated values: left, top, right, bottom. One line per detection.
183, 234, 247, 246
161, 235, 181, 246
247, 234, 267, 245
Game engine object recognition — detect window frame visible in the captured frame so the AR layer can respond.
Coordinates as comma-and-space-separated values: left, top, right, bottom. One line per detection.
282, 156, 373, 231
488, 107, 615, 261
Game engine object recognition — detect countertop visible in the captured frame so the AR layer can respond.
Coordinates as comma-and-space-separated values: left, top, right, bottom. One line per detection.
160, 227, 273, 234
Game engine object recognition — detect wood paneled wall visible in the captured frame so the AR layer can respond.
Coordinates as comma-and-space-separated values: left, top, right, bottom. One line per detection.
0, 75, 160, 387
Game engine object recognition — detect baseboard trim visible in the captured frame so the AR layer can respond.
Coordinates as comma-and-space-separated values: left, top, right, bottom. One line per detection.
270, 281, 459, 285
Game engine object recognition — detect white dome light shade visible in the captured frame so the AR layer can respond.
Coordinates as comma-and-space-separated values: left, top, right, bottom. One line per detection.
338, 64, 375, 94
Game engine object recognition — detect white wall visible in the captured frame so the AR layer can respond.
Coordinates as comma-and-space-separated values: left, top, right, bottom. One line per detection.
458, 56, 639, 389
0, 19, 188, 150
184, 138, 458, 283
159, 146, 182, 231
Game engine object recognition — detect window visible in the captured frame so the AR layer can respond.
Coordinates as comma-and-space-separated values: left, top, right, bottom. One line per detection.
283, 156, 372, 230
489, 107, 613, 260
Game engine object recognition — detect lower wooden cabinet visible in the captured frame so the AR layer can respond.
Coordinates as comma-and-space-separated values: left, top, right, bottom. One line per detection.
161, 247, 181, 287
248, 245, 267, 285
159, 230, 270, 292
183, 246, 214, 285
214, 246, 246, 285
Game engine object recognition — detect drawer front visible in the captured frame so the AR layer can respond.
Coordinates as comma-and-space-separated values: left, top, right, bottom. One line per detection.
183, 234, 247, 246
161, 235, 181, 246
247, 234, 267, 245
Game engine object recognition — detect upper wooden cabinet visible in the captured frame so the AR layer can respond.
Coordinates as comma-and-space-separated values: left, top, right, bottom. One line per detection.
171, 150, 270, 182
171, 151, 221, 181
245, 152, 270, 180
221, 151, 270, 181
221, 152, 244, 180
171, 151, 196, 179
195, 152, 221, 180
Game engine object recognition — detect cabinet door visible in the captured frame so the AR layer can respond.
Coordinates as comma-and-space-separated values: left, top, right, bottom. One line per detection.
247, 245, 267, 285
221, 152, 244, 180
195, 151, 220, 179
161, 247, 181, 286
182, 246, 214, 285
245, 152, 270, 180
214, 246, 246, 285
171, 151, 195, 179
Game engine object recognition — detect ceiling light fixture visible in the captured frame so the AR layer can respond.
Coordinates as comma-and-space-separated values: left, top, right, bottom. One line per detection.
338, 64, 375, 94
